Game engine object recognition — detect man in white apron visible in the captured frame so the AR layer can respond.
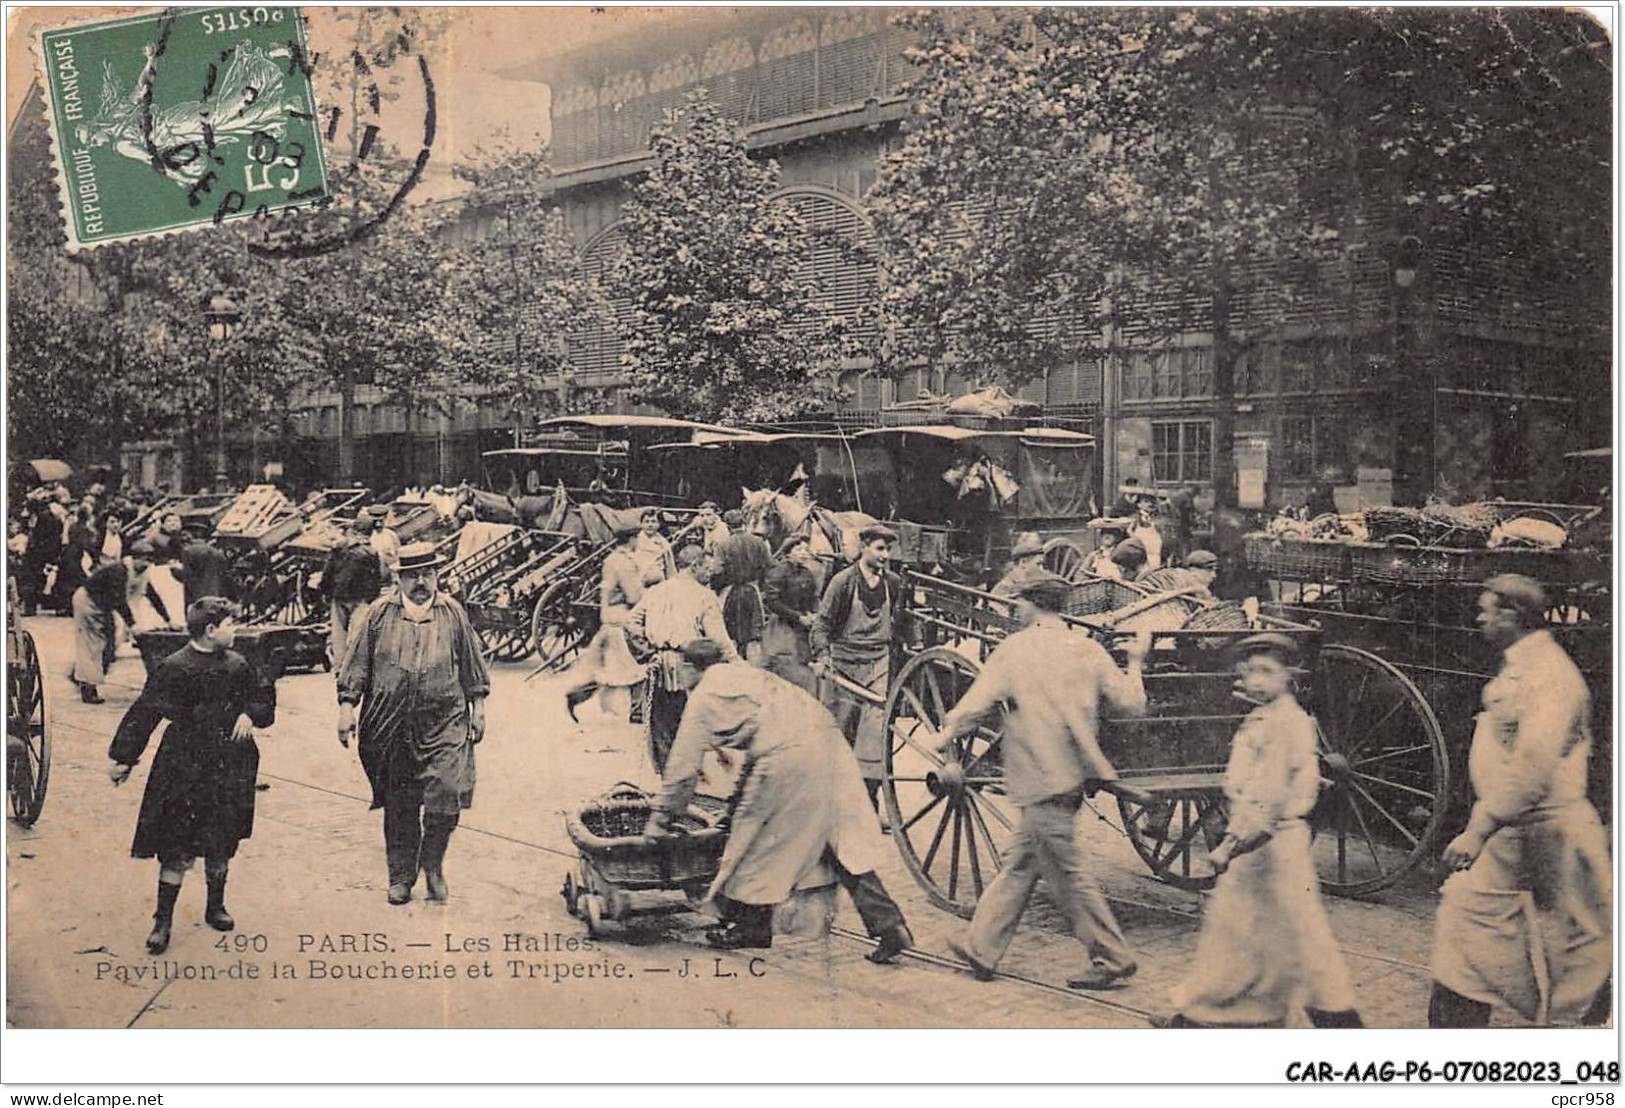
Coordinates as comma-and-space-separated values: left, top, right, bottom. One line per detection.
1429, 574, 1611, 1027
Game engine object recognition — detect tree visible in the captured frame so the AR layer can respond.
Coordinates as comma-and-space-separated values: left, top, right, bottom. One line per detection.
446, 145, 612, 433
609, 92, 859, 423
869, 8, 1611, 505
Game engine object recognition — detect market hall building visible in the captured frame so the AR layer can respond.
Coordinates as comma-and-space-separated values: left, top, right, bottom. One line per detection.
479, 6, 1608, 513
13, 7, 1600, 504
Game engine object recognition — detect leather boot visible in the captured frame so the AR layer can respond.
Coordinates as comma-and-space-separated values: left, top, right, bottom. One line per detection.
146, 880, 180, 955
205, 873, 235, 932
420, 817, 456, 902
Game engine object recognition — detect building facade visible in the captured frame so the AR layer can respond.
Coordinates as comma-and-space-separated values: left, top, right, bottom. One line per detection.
519, 7, 1608, 511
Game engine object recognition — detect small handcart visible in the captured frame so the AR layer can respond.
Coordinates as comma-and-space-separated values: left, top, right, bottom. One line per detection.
561, 782, 727, 938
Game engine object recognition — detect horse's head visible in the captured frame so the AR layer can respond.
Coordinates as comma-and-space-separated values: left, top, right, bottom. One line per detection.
740, 488, 798, 544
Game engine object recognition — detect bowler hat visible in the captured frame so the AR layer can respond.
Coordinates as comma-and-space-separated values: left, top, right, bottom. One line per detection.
1010, 532, 1045, 560
395, 542, 447, 573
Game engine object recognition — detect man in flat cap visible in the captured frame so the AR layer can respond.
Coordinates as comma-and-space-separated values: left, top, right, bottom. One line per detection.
1164, 633, 1362, 1028
812, 523, 906, 809
992, 532, 1050, 599
1110, 535, 1149, 582
1429, 574, 1611, 1027
1134, 549, 1219, 598
938, 571, 1150, 989
337, 542, 490, 905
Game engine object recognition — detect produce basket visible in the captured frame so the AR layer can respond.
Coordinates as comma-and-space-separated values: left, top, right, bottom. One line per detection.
564, 782, 727, 892
1244, 533, 1352, 580
1064, 576, 1149, 618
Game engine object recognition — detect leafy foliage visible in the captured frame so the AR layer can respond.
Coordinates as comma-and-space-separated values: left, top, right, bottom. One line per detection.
609, 92, 857, 423
869, 8, 1611, 501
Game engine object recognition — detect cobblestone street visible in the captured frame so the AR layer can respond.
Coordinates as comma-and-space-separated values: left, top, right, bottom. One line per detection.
4, 613, 1501, 1030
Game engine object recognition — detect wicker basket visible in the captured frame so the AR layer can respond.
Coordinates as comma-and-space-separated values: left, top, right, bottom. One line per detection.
565, 783, 727, 891
1243, 534, 1352, 581
1065, 577, 1148, 617
1180, 602, 1256, 632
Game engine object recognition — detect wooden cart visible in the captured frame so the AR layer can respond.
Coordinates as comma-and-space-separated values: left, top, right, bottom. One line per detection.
1245, 505, 1611, 829
854, 570, 1445, 916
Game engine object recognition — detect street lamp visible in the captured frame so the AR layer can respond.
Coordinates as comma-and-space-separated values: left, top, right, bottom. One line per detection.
1390, 235, 1426, 504
204, 295, 240, 490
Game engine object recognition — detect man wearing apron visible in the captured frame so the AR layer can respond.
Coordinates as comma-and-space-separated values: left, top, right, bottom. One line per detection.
812, 524, 905, 811
1429, 573, 1611, 1027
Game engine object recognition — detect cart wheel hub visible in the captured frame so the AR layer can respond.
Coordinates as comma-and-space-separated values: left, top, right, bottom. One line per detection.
1321, 752, 1352, 781
926, 762, 966, 799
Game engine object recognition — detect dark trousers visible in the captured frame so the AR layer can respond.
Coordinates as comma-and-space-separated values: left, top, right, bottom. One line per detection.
381, 755, 459, 887
1428, 983, 1492, 1029
718, 854, 906, 941
647, 683, 688, 776
835, 857, 906, 937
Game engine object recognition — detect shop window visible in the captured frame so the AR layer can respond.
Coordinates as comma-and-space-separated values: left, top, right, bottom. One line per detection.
1151, 420, 1212, 483
1121, 346, 1211, 400
1280, 414, 1351, 481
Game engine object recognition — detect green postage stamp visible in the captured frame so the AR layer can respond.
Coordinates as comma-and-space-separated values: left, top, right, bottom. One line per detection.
36, 7, 331, 251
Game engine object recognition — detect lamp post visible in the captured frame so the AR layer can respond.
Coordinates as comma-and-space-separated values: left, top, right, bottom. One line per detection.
204, 295, 241, 491
1390, 235, 1426, 505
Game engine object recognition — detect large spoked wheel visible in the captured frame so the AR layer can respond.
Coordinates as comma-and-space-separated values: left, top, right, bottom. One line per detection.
1041, 537, 1091, 582
1309, 644, 1448, 897
7, 632, 49, 826
530, 580, 591, 675
475, 618, 532, 663
882, 648, 1014, 919
1118, 791, 1229, 891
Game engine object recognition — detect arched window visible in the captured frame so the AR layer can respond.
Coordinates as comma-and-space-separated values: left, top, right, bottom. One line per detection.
778, 188, 878, 344
573, 224, 633, 385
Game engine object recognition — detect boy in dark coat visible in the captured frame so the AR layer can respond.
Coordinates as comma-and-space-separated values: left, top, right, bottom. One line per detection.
109, 597, 276, 955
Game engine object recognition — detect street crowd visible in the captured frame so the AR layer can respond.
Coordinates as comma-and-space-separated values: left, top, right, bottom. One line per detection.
19, 477, 1609, 1030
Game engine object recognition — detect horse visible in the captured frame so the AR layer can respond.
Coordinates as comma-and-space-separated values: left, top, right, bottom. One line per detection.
739, 487, 876, 563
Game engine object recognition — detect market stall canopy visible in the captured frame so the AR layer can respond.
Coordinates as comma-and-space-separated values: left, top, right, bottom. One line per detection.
647, 430, 848, 450
19, 458, 73, 483
853, 425, 1095, 446
531, 415, 749, 438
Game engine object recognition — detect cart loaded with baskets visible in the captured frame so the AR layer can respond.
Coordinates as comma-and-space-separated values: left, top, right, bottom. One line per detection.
562, 782, 729, 937
1245, 497, 1612, 824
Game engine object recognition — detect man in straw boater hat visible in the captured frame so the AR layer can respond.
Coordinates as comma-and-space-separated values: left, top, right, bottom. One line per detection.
1161, 632, 1362, 1028
336, 542, 490, 905
937, 571, 1150, 989
109, 596, 276, 954
992, 531, 1050, 599
812, 522, 908, 810
1428, 574, 1610, 1028
648, 638, 914, 961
